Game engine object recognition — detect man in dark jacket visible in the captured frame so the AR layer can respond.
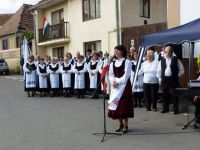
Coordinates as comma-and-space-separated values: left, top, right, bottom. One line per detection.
157, 46, 184, 114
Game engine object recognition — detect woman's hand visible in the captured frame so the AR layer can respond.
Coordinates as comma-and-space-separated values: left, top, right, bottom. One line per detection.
194, 96, 200, 103
113, 81, 118, 89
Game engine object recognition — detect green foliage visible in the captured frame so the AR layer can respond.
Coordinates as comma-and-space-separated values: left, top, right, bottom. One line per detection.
24, 31, 34, 40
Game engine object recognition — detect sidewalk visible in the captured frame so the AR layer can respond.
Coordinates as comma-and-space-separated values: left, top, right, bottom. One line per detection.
0, 75, 24, 81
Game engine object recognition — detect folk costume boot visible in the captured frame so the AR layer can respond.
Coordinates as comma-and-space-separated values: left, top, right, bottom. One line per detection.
123, 126, 128, 134
116, 124, 124, 132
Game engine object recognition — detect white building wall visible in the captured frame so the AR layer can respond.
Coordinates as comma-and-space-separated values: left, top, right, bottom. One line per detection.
180, 0, 200, 58
36, 0, 117, 57
67, 0, 117, 56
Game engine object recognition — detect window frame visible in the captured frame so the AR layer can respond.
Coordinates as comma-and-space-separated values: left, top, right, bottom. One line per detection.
52, 46, 64, 57
51, 8, 64, 25
16, 36, 20, 48
82, 0, 101, 22
84, 40, 101, 56
2, 39, 9, 50
140, 0, 150, 18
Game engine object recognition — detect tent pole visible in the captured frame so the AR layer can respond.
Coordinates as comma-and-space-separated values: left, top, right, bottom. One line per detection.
133, 47, 145, 89
189, 42, 195, 80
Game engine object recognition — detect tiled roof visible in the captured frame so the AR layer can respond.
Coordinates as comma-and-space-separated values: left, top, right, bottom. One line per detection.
0, 14, 13, 26
0, 4, 34, 37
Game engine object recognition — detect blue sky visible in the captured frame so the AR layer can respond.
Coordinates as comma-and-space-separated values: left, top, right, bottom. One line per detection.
0, 0, 40, 14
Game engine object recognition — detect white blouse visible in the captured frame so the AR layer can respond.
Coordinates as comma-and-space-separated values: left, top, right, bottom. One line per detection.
87, 60, 101, 74
109, 58, 132, 85
140, 60, 159, 84
157, 57, 184, 81
73, 62, 87, 74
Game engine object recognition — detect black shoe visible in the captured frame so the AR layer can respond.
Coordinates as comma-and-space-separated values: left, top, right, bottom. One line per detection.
32, 92, 35, 97
123, 126, 128, 134
116, 124, 124, 132
81, 95, 84, 99
173, 111, 179, 115
50, 93, 55, 97
161, 110, 169, 113
134, 104, 138, 107
192, 124, 200, 129
27, 92, 30, 97
153, 108, 157, 112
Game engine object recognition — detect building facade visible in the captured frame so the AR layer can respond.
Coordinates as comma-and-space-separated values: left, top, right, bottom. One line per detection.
32, 0, 167, 58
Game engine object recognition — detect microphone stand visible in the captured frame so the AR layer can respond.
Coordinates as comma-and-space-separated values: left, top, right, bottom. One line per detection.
93, 75, 121, 142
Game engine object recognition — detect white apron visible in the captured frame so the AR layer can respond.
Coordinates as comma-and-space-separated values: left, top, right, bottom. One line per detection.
25, 70, 37, 88
88, 61, 99, 89
24, 62, 37, 89
108, 83, 126, 110
60, 63, 72, 88
62, 73, 71, 88
48, 64, 60, 89
39, 75, 48, 89
74, 62, 86, 89
37, 64, 48, 89
50, 74, 59, 89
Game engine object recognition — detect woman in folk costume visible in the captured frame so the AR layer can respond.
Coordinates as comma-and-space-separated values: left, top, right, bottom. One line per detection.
37, 57, 48, 97
66, 52, 75, 95
34, 55, 41, 92
47, 57, 60, 97
108, 45, 134, 134
60, 57, 73, 97
73, 55, 87, 99
87, 52, 101, 99
131, 50, 144, 107
23, 55, 37, 97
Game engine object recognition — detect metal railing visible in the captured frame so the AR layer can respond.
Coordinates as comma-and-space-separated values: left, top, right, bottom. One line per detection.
38, 22, 69, 43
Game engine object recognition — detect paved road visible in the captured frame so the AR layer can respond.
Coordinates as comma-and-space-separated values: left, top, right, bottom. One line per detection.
0, 75, 199, 150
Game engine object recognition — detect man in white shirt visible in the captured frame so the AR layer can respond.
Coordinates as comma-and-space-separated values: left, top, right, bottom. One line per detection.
157, 46, 184, 114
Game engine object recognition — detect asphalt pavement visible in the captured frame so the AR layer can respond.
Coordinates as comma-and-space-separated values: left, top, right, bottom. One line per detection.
0, 75, 199, 150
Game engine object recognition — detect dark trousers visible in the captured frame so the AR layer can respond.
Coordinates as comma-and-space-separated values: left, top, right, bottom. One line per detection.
194, 99, 200, 124
133, 92, 143, 106
64, 88, 71, 96
143, 83, 159, 110
162, 77, 179, 112
77, 89, 85, 98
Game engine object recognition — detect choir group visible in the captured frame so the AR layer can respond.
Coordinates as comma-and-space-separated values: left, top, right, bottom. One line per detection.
23, 45, 184, 109
23, 49, 109, 98
23, 45, 187, 133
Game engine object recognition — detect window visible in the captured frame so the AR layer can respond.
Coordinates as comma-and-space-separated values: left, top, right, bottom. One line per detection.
2, 39, 9, 50
53, 47, 64, 57
140, 0, 150, 18
16, 36, 20, 48
51, 9, 64, 25
83, 0, 101, 21
84, 40, 101, 55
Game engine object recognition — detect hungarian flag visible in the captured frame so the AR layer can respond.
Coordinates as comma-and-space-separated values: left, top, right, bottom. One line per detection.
101, 65, 109, 93
42, 17, 50, 35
